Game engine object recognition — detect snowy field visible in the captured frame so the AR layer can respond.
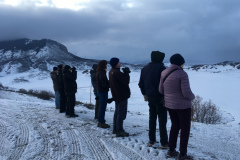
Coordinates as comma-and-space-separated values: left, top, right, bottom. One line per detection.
0, 65, 239, 160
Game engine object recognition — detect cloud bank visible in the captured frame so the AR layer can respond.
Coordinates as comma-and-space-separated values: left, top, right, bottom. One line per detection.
0, 0, 240, 64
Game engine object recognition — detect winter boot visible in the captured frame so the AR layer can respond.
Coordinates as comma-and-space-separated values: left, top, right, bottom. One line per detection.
116, 130, 129, 137
166, 149, 179, 158
178, 154, 193, 160
97, 123, 110, 128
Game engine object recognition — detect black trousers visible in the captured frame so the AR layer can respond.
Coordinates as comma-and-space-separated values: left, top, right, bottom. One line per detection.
113, 99, 128, 132
148, 96, 168, 146
59, 91, 66, 112
167, 108, 191, 154
66, 93, 75, 116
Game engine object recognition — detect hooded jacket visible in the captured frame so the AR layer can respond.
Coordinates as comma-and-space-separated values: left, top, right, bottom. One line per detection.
63, 69, 77, 94
139, 62, 166, 97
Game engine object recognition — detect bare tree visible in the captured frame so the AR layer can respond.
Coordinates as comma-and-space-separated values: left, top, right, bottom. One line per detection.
192, 96, 222, 124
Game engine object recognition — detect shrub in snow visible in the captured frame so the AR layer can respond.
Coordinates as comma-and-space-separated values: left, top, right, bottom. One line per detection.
27, 89, 54, 100
0, 83, 3, 90
191, 95, 222, 124
19, 88, 28, 94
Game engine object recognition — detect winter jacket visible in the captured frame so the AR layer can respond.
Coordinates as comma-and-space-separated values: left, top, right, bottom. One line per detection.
50, 72, 59, 91
159, 64, 195, 109
96, 70, 109, 92
58, 69, 64, 93
109, 68, 131, 102
90, 69, 97, 94
138, 62, 166, 97
63, 69, 77, 94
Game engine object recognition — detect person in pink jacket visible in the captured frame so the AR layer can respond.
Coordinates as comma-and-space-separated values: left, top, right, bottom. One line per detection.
159, 54, 195, 160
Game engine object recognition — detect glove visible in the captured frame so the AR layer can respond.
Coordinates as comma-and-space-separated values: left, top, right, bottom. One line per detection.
107, 98, 114, 104
122, 67, 131, 74
72, 67, 76, 71
143, 95, 148, 101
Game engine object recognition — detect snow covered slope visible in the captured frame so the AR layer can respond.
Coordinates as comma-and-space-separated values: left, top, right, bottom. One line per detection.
0, 63, 239, 159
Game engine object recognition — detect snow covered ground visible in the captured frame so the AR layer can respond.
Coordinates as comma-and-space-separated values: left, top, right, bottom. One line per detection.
0, 65, 239, 160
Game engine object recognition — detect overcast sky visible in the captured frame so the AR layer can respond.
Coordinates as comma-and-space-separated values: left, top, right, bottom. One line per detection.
0, 0, 239, 64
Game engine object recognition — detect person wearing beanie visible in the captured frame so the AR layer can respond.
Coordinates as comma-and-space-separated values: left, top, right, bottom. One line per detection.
90, 64, 100, 120
109, 58, 131, 137
63, 65, 78, 118
138, 51, 168, 148
96, 60, 110, 128
110, 57, 119, 68
159, 53, 195, 160
51, 66, 60, 109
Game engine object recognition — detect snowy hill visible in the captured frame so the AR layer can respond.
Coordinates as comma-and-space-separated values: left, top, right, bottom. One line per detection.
0, 38, 98, 74
186, 61, 240, 72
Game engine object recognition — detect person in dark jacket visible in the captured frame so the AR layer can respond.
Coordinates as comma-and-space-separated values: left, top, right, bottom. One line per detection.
109, 57, 131, 137
58, 64, 67, 113
63, 65, 78, 118
90, 64, 100, 120
159, 54, 195, 160
138, 51, 168, 148
96, 60, 110, 128
51, 66, 60, 109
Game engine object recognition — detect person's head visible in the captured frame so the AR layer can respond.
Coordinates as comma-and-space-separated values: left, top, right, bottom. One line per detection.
170, 53, 185, 67
53, 67, 58, 72
64, 65, 71, 71
97, 60, 108, 71
110, 57, 120, 68
151, 51, 165, 63
92, 64, 98, 71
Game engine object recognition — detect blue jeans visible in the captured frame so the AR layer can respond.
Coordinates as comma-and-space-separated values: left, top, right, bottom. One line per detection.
97, 91, 108, 123
55, 91, 60, 108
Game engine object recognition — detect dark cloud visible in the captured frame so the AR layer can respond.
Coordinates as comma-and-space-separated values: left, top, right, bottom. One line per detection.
0, 0, 240, 64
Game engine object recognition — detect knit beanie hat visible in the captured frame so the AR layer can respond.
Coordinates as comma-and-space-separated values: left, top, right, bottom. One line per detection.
151, 51, 165, 63
53, 67, 58, 71
110, 57, 119, 67
170, 54, 185, 66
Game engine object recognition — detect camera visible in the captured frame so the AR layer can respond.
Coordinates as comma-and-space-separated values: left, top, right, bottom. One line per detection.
122, 67, 131, 74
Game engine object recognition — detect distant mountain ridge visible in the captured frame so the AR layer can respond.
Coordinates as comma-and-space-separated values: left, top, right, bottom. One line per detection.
0, 38, 239, 74
0, 38, 98, 73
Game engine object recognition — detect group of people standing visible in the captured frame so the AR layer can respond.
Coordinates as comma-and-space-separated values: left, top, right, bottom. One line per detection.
51, 52, 195, 160
50, 64, 78, 118
139, 51, 195, 160
90, 58, 131, 137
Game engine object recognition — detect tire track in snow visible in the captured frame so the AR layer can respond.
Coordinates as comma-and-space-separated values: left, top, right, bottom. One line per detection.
62, 122, 82, 160
76, 126, 114, 160
0, 118, 8, 158
0, 106, 30, 160
7, 122, 29, 160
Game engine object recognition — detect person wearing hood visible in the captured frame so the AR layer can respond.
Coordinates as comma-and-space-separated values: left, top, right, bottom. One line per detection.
63, 65, 78, 118
138, 51, 168, 149
50, 66, 60, 109
109, 57, 131, 137
159, 54, 195, 160
96, 60, 110, 128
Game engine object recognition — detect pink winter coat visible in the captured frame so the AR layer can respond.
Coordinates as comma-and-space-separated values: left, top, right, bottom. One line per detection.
159, 64, 195, 109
